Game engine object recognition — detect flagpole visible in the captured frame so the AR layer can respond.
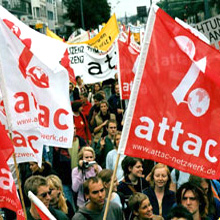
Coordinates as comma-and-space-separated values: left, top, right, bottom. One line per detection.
103, 153, 120, 220
13, 152, 27, 220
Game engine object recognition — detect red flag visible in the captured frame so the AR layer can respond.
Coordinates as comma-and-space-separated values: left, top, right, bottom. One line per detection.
0, 123, 25, 219
119, 6, 220, 179
118, 39, 140, 100
28, 191, 56, 220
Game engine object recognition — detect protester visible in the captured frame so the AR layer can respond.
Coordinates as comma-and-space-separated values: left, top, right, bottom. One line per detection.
98, 169, 122, 208
92, 100, 116, 148
106, 131, 125, 181
69, 82, 74, 103
108, 82, 126, 131
95, 119, 117, 168
46, 175, 75, 219
88, 83, 102, 105
176, 182, 209, 220
72, 146, 102, 209
80, 92, 92, 121
73, 76, 87, 100
188, 175, 220, 219
24, 175, 69, 220
68, 126, 87, 169
144, 163, 175, 219
88, 93, 104, 131
72, 100, 92, 145
118, 156, 149, 219
102, 78, 115, 100
28, 160, 57, 177
72, 176, 124, 220
128, 192, 164, 220
166, 205, 193, 220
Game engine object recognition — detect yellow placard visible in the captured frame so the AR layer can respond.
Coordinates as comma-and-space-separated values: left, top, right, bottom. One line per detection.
76, 13, 119, 51
46, 27, 63, 41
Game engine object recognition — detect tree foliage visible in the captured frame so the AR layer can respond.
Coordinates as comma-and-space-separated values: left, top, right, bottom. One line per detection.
63, 0, 111, 30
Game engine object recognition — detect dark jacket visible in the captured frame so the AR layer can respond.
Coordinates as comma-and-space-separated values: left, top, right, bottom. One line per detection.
144, 187, 176, 219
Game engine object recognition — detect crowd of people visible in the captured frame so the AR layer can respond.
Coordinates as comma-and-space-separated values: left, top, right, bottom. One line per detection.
3, 74, 220, 220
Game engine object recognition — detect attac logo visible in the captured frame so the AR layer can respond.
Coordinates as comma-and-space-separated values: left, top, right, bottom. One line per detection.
3, 19, 31, 48
172, 36, 208, 117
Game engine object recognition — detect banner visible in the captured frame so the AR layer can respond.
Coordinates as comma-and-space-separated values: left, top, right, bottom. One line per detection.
61, 43, 118, 84
80, 14, 119, 51
118, 38, 140, 100
0, 20, 73, 153
118, 5, 220, 179
46, 27, 63, 42
192, 15, 220, 51
0, 123, 25, 219
0, 88, 42, 164
0, 6, 67, 74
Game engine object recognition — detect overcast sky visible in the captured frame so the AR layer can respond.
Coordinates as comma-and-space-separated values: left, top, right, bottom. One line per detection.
108, 0, 160, 18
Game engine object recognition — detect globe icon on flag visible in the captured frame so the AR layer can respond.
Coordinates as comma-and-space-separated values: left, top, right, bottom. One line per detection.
187, 88, 210, 117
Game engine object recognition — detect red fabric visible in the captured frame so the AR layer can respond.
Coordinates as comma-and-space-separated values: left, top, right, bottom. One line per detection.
0, 123, 25, 219
122, 8, 220, 179
82, 100, 92, 119
34, 204, 50, 220
118, 40, 139, 100
74, 113, 91, 142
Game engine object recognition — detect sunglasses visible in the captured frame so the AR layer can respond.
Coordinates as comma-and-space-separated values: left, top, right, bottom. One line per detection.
38, 190, 52, 198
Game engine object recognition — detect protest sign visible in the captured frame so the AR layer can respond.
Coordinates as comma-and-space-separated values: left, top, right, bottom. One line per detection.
0, 123, 25, 219
80, 14, 119, 51
0, 88, 42, 164
118, 37, 140, 100
118, 5, 220, 179
0, 19, 73, 166
193, 15, 220, 51
61, 43, 118, 84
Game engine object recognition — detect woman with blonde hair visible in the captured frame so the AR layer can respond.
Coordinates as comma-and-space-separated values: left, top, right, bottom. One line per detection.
46, 175, 75, 219
144, 163, 175, 219
71, 146, 102, 209
129, 192, 164, 220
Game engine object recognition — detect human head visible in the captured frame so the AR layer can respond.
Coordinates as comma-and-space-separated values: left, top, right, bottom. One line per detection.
69, 82, 73, 91
114, 131, 121, 149
114, 82, 120, 95
78, 146, 95, 162
93, 83, 101, 93
71, 100, 83, 112
24, 175, 51, 208
46, 175, 67, 214
83, 176, 106, 209
128, 192, 153, 219
188, 175, 211, 197
176, 182, 207, 218
166, 205, 193, 220
188, 175, 216, 216
76, 76, 82, 85
122, 156, 143, 178
106, 119, 117, 137
100, 100, 109, 115
150, 163, 171, 190
80, 92, 88, 103
29, 161, 39, 173
93, 93, 104, 107
98, 169, 119, 192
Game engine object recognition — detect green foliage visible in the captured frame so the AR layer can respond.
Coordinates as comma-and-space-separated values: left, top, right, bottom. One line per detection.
63, 0, 111, 30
